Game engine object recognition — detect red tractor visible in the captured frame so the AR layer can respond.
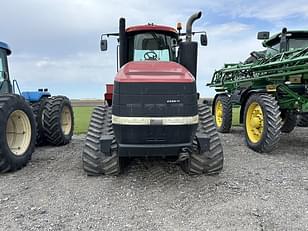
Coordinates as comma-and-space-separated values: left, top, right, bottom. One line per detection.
82, 12, 224, 175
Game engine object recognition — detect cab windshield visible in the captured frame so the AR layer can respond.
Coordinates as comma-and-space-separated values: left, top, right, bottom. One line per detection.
128, 32, 177, 62
266, 37, 308, 56
266, 43, 280, 56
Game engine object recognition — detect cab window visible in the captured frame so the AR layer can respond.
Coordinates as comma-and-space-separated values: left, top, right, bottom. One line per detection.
128, 32, 177, 62
288, 38, 308, 51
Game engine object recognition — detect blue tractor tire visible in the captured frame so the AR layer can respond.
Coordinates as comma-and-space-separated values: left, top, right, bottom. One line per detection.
43, 96, 74, 146
31, 98, 49, 146
0, 94, 36, 172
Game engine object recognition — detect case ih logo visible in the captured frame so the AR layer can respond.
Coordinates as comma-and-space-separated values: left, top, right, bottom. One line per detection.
166, 99, 181, 103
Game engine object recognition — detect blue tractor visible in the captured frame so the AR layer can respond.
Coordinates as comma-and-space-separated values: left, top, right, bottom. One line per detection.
0, 41, 74, 172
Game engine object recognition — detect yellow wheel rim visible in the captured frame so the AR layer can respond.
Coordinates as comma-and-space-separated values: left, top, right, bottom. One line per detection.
246, 102, 264, 143
6, 110, 32, 156
61, 106, 72, 135
215, 100, 223, 128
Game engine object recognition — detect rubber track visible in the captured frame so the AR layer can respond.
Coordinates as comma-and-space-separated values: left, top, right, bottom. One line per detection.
184, 104, 224, 175
82, 105, 120, 176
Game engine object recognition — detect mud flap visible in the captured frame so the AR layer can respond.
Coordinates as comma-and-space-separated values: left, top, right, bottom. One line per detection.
196, 134, 210, 152
100, 135, 113, 156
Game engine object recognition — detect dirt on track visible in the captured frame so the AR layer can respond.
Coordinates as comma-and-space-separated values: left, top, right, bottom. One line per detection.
0, 127, 307, 231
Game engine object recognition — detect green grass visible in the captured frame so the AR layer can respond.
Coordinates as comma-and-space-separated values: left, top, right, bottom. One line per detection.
73, 107, 94, 134
73, 105, 242, 135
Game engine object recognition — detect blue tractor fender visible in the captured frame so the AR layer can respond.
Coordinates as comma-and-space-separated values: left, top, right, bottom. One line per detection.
22, 90, 51, 103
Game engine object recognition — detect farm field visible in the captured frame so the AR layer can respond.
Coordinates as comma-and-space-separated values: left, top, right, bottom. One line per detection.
73, 106, 94, 134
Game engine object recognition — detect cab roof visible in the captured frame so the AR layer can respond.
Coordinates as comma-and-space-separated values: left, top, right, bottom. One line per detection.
263, 30, 308, 47
0, 41, 11, 55
126, 24, 177, 34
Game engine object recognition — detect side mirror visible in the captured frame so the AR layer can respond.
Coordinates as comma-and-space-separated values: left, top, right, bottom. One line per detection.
257, 31, 270, 40
200, 34, 208, 46
100, 39, 108, 51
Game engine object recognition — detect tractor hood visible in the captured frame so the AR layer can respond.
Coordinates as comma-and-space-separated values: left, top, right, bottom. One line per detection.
112, 60, 198, 121
115, 61, 195, 83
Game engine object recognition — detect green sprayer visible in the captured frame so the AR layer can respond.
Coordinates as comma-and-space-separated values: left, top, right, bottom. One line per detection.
208, 28, 308, 153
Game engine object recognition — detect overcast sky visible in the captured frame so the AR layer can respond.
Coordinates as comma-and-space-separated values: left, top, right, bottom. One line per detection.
2, 0, 308, 99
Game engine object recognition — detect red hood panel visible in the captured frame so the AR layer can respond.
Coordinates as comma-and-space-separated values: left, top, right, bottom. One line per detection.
115, 61, 195, 83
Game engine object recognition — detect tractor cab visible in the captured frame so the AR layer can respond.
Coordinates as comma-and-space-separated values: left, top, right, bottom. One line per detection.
259, 29, 308, 56
101, 15, 207, 72
245, 29, 308, 63
126, 25, 178, 62
0, 42, 12, 94
0, 41, 52, 102
101, 13, 207, 106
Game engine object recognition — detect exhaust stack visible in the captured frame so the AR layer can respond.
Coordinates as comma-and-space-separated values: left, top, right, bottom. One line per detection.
119, 18, 128, 67
186, 11, 202, 42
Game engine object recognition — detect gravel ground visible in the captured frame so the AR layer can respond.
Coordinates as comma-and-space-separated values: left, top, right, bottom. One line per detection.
0, 127, 307, 231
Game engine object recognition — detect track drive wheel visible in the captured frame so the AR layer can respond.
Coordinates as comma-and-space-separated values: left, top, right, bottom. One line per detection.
31, 98, 48, 146
82, 105, 120, 176
181, 104, 224, 175
244, 94, 281, 153
297, 114, 308, 127
214, 94, 232, 133
280, 110, 297, 133
43, 96, 74, 146
0, 94, 36, 172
